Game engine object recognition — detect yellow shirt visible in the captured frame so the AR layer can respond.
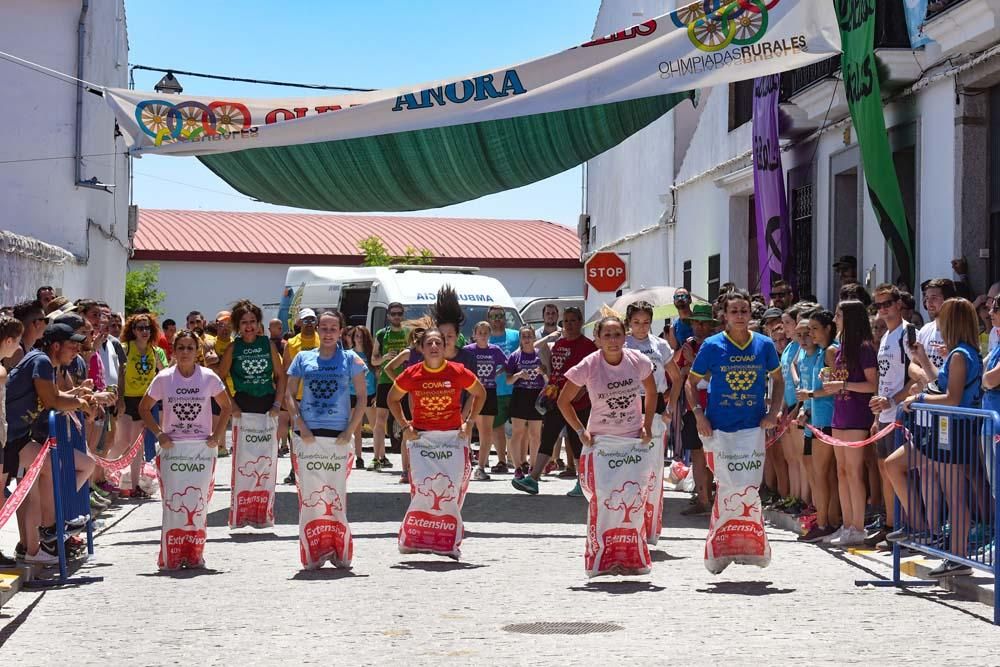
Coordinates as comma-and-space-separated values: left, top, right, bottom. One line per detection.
286, 331, 321, 399
123, 343, 167, 397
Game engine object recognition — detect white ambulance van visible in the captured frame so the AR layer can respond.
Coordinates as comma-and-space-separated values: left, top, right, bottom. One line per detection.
276, 265, 522, 337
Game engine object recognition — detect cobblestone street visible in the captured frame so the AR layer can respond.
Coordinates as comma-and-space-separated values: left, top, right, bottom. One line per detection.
1, 450, 997, 664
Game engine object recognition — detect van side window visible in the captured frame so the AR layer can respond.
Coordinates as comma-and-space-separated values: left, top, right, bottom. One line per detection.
371, 306, 387, 333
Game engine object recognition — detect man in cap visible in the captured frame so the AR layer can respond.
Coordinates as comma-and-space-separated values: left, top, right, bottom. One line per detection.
281, 308, 321, 483
667, 303, 720, 515
833, 255, 858, 288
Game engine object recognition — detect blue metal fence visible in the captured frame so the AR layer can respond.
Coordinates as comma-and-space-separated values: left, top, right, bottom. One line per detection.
885, 404, 1000, 625
41, 411, 101, 585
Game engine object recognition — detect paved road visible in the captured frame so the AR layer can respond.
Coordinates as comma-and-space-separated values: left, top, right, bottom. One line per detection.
1, 448, 997, 664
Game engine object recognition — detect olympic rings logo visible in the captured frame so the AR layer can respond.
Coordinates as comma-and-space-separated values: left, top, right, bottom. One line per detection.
135, 99, 253, 146
670, 0, 779, 52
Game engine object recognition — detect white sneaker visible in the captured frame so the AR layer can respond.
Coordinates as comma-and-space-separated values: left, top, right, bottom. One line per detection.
820, 526, 844, 544
24, 548, 59, 566
830, 527, 865, 547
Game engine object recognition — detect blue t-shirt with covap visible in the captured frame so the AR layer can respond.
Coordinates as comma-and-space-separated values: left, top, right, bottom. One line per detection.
490, 329, 520, 397
690, 331, 780, 433
288, 348, 366, 431
780, 340, 801, 407
349, 350, 377, 398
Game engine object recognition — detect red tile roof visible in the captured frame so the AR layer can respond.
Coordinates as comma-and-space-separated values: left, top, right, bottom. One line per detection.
133, 210, 581, 269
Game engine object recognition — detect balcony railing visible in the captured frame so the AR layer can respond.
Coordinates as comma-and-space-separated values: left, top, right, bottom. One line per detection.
778, 0, 911, 101
926, 0, 968, 20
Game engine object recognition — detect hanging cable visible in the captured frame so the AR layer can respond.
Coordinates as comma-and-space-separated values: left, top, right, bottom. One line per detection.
128, 65, 375, 92
0, 49, 104, 95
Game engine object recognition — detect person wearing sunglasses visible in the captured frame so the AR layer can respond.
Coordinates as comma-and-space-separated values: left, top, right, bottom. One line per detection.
370, 303, 410, 472
668, 288, 694, 352
112, 313, 167, 499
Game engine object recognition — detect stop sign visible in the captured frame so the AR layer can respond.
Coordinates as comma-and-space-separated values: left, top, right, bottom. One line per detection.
585, 252, 628, 293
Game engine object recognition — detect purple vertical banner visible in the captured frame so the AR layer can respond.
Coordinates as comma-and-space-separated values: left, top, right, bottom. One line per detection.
751, 74, 791, 301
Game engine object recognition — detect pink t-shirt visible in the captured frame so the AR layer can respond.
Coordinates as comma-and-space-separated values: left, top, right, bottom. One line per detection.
146, 365, 225, 441
87, 353, 106, 391
564, 348, 653, 437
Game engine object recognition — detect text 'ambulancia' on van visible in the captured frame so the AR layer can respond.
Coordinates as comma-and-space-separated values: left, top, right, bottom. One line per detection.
277, 265, 523, 337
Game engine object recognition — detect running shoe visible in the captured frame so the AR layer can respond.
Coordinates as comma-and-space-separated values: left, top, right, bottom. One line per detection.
820, 526, 845, 544
399, 471, 410, 485
798, 524, 836, 543
513, 467, 525, 480
283, 471, 296, 485
927, 560, 972, 578
566, 481, 583, 497
557, 468, 577, 479
473, 467, 491, 481
24, 547, 59, 567
366, 459, 383, 472
885, 527, 909, 543
490, 462, 509, 475
355, 457, 365, 470
511, 476, 538, 495
829, 527, 866, 547
278, 444, 290, 458
556, 458, 566, 470
217, 447, 230, 458
0, 550, 15, 568
380, 457, 393, 469
543, 460, 557, 475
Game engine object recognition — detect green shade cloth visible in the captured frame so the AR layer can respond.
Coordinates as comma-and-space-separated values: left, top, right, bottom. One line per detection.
198, 93, 691, 212
836, 0, 915, 288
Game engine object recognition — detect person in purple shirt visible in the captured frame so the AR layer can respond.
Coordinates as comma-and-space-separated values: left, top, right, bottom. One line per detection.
821, 300, 878, 548
504, 325, 547, 479
465, 322, 509, 481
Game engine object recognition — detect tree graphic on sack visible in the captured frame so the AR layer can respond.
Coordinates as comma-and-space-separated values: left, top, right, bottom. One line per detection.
238, 455, 273, 487
165, 486, 206, 526
417, 473, 456, 511
302, 486, 343, 516
723, 488, 760, 520
604, 481, 644, 523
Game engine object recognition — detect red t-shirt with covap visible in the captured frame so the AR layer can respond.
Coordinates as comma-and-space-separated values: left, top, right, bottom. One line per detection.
548, 335, 598, 409
146, 365, 225, 441
393, 361, 479, 432
564, 348, 653, 437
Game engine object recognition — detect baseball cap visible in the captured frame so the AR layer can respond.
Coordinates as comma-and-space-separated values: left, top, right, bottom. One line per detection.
832, 255, 857, 269
762, 307, 783, 321
684, 303, 718, 324
298, 308, 317, 321
42, 322, 86, 344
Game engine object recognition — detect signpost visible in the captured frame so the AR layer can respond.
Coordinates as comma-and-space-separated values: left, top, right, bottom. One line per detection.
585, 252, 628, 293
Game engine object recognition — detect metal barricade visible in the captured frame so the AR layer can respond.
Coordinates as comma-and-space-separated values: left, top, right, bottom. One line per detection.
39, 411, 101, 585
876, 404, 999, 625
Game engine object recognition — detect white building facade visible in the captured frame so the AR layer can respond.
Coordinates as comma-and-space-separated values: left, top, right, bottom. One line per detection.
0, 0, 130, 309
585, 0, 1000, 312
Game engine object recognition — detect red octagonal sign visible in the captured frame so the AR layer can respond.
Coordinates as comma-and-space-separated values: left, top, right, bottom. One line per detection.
585, 252, 628, 293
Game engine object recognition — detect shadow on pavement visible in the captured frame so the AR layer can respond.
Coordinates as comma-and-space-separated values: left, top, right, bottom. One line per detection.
696, 581, 795, 596
568, 581, 666, 594
137, 567, 225, 579
290, 568, 368, 581
390, 560, 485, 572
650, 549, 685, 562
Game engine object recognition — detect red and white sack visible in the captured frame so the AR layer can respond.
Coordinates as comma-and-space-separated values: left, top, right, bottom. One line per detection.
294, 436, 354, 570
703, 427, 770, 575
229, 413, 279, 529
399, 431, 471, 559
579, 435, 656, 577
156, 441, 217, 570
643, 421, 666, 546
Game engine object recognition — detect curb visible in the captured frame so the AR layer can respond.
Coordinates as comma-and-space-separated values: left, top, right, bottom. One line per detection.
765, 509, 995, 608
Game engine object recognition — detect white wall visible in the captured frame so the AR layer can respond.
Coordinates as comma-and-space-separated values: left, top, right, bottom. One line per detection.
584, 0, 679, 314
0, 0, 129, 309
129, 260, 582, 323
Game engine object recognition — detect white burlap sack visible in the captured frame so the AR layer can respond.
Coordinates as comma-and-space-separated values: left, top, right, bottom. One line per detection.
156, 441, 217, 570
399, 431, 471, 559
294, 436, 354, 569
579, 435, 656, 577
229, 413, 279, 529
643, 420, 666, 545
703, 427, 771, 575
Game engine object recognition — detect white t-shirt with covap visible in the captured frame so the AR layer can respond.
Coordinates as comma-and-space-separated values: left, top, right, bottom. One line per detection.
917, 319, 946, 371
624, 334, 672, 395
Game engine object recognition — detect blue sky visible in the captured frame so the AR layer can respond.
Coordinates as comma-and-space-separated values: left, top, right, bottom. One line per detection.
126, 0, 602, 226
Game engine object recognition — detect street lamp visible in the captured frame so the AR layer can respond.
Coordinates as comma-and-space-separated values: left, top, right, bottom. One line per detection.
154, 71, 183, 95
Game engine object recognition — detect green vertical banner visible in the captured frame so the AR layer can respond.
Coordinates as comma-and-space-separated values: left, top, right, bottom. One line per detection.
836, 0, 915, 288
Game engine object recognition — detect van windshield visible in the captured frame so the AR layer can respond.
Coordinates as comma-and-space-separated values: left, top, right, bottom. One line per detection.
396, 305, 522, 340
